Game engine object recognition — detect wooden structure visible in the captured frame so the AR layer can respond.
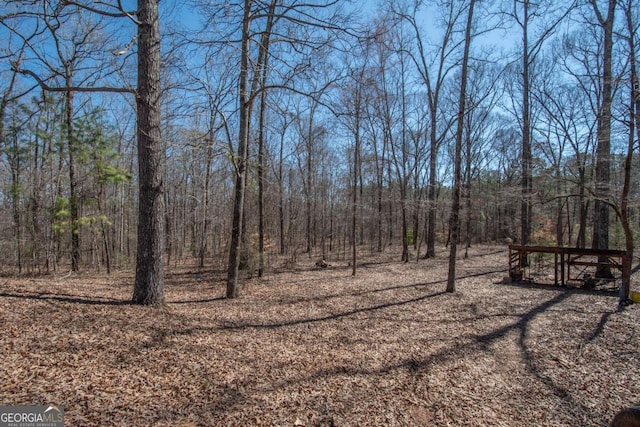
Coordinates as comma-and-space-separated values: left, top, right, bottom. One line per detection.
508, 245, 626, 288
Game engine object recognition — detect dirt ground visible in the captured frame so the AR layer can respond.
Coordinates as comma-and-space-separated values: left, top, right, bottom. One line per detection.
0, 245, 639, 426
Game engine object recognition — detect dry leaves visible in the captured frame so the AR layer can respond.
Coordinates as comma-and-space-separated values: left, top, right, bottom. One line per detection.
0, 245, 638, 426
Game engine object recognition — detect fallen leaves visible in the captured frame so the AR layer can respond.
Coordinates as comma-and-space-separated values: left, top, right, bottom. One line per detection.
0, 246, 638, 426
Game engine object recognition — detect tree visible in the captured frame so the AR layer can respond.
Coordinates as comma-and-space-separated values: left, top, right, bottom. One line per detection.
226, 0, 252, 299
389, 24, 412, 263
1, 45, 28, 272
48, 7, 106, 272
447, 0, 476, 293
370, 19, 413, 262
517, 0, 534, 247
342, 53, 369, 276
132, 0, 165, 305
222, 0, 351, 295
256, 0, 277, 277
271, 98, 296, 255
462, 60, 502, 255
532, 70, 594, 248
398, 0, 461, 259
556, 31, 606, 248
6, 0, 164, 304
617, 0, 638, 301
503, 0, 575, 246
9, 3, 108, 271
589, 0, 616, 271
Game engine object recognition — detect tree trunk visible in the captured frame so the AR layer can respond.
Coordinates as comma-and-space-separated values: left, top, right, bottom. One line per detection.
279, 133, 286, 255
520, 0, 532, 247
619, 101, 634, 301
305, 111, 315, 256
10, 132, 22, 274
619, 0, 639, 301
66, 86, 80, 272
257, 0, 277, 276
576, 166, 588, 248
374, 132, 384, 253
425, 133, 437, 258
464, 119, 472, 258
132, 0, 165, 306
590, 0, 616, 278
2, 60, 22, 272
401, 194, 409, 262
447, 0, 475, 293
226, 0, 252, 299
257, 79, 267, 277
352, 134, 359, 276
555, 173, 564, 247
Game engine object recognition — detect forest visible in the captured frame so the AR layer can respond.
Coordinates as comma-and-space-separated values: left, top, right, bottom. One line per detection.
1, 0, 639, 304
2, 2, 640, 426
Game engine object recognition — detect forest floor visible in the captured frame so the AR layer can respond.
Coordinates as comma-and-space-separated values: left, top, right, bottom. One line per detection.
0, 245, 639, 427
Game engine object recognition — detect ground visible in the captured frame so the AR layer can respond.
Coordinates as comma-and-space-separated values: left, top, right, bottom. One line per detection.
0, 245, 639, 426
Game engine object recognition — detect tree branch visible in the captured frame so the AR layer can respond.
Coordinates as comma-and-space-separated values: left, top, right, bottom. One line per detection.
63, 0, 140, 24
12, 65, 136, 94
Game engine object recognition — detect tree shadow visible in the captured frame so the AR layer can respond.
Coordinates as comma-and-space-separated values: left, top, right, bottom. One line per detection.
503, 279, 619, 297
272, 268, 507, 306
0, 291, 130, 306
581, 308, 617, 346
224, 290, 606, 423
222, 290, 449, 330
170, 296, 225, 304
96, 271, 615, 424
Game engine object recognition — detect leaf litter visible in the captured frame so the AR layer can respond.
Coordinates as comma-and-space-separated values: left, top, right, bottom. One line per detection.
0, 245, 638, 426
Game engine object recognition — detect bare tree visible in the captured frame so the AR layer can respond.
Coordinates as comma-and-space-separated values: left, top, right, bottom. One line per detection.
501, 0, 576, 246
589, 0, 616, 273
226, 0, 252, 299
462, 60, 502, 256
532, 69, 595, 248
336, 37, 373, 276
256, 0, 278, 277
370, 20, 412, 262
617, 0, 639, 301
1, 43, 29, 272
397, 0, 462, 259
447, 0, 476, 293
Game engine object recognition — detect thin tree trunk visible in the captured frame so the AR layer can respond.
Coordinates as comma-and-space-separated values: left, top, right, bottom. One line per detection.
305, 112, 315, 256
590, 0, 616, 277
226, 0, 252, 299
66, 86, 80, 272
577, 166, 588, 248
10, 132, 22, 274
464, 119, 472, 258
374, 135, 384, 253
447, 0, 475, 293
257, 81, 267, 276
199, 139, 213, 269
257, 0, 277, 276
521, 0, 532, 247
619, 0, 639, 301
352, 148, 358, 276
279, 133, 286, 255
425, 121, 437, 258
556, 178, 564, 247
2, 59, 23, 272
